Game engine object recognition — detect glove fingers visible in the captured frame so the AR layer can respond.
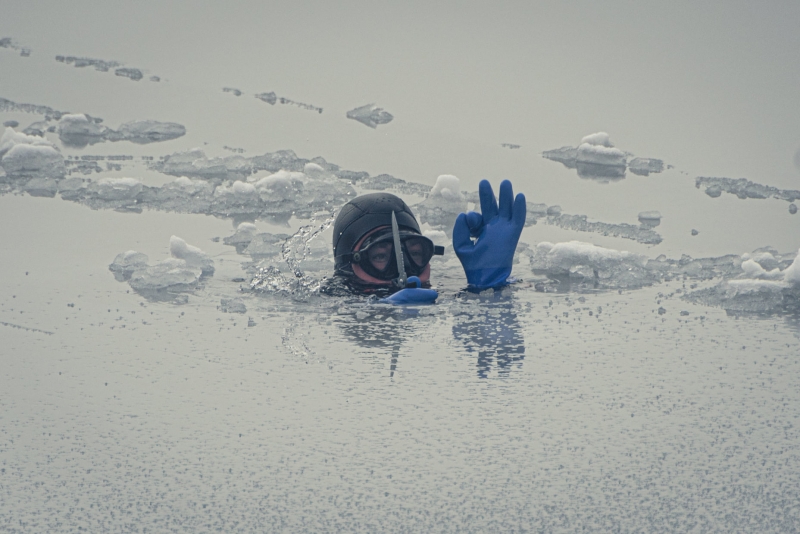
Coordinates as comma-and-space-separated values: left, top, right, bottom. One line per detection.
512, 192, 527, 231
465, 211, 484, 237
478, 180, 498, 223
498, 180, 514, 219
452, 213, 475, 255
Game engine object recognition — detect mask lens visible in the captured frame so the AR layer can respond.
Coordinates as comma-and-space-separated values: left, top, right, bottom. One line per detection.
403, 236, 434, 269
366, 242, 394, 272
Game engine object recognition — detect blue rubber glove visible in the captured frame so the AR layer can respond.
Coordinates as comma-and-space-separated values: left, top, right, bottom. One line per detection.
453, 180, 526, 289
379, 276, 438, 305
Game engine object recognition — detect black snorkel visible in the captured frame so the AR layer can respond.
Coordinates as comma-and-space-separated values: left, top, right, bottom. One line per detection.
391, 211, 408, 289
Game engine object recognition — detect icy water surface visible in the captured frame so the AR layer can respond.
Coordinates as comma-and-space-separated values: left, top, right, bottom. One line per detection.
2, 1, 800, 532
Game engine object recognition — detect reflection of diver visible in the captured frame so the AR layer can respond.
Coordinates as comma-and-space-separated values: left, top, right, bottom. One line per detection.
325, 180, 527, 301
452, 296, 525, 378
335, 309, 434, 377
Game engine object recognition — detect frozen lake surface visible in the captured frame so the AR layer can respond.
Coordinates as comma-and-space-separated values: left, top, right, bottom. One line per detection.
2, 2, 800, 532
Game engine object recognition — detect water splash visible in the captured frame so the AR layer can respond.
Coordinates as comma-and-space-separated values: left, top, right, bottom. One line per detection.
249, 208, 336, 298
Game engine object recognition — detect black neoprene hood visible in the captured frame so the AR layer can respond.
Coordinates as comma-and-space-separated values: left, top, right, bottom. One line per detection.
333, 192, 421, 270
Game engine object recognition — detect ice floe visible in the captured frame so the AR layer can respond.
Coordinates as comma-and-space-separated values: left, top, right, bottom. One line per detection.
629, 158, 665, 176
116, 120, 186, 144
0, 37, 31, 57
413, 174, 467, 229
223, 222, 259, 253
255, 92, 277, 105
108, 251, 149, 281
58, 114, 185, 147
346, 104, 394, 129
684, 248, 800, 313
637, 210, 662, 227
547, 213, 663, 245
0, 127, 56, 157
543, 131, 665, 182
0, 97, 66, 120
1, 143, 65, 179
523, 241, 800, 296
128, 258, 202, 300
55, 55, 155, 82
110, 237, 213, 300
696, 176, 800, 203
170, 235, 215, 274
528, 241, 654, 290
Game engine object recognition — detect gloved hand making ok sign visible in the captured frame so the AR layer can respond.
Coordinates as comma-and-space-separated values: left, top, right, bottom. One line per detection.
452, 180, 527, 290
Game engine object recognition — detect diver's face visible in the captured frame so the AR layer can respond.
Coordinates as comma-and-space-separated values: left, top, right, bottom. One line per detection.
367, 242, 393, 272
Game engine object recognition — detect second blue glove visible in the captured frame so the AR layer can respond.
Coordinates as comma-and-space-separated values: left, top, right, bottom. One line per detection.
452, 180, 526, 289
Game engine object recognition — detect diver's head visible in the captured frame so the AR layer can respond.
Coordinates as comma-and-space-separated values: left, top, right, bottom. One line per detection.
333, 192, 442, 287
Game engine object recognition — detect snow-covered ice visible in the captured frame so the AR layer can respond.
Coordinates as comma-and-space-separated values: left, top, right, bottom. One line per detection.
0, 126, 56, 157
413, 174, 467, 229
685, 248, 800, 313
170, 235, 214, 274
543, 132, 665, 181
1, 143, 65, 178
58, 114, 109, 147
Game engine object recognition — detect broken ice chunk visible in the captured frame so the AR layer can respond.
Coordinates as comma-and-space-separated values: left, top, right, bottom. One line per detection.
628, 158, 665, 176
58, 114, 108, 147
94, 177, 142, 200
580, 132, 614, 147
109, 250, 149, 281
1, 144, 65, 178
542, 146, 578, 169
638, 210, 662, 227
114, 68, 143, 81
528, 240, 655, 289
695, 176, 800, 203
223, 222, 258, 253
22, 177, 58, 197
0, 126, 56, 157
346, 104, 394, 129
128, 258, 201, 296
576, 143, 626, 168
116, 120, 186, 144
170, 235, 215, 274
413, 174, 467, 230
255, 92, 277, 105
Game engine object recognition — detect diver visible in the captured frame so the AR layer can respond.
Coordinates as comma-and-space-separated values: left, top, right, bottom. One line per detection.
325, 179, 526, 303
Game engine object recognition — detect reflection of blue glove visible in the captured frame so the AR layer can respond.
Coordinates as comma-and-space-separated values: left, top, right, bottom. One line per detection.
453, 180, 526, 289
379, 276, 438, 305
